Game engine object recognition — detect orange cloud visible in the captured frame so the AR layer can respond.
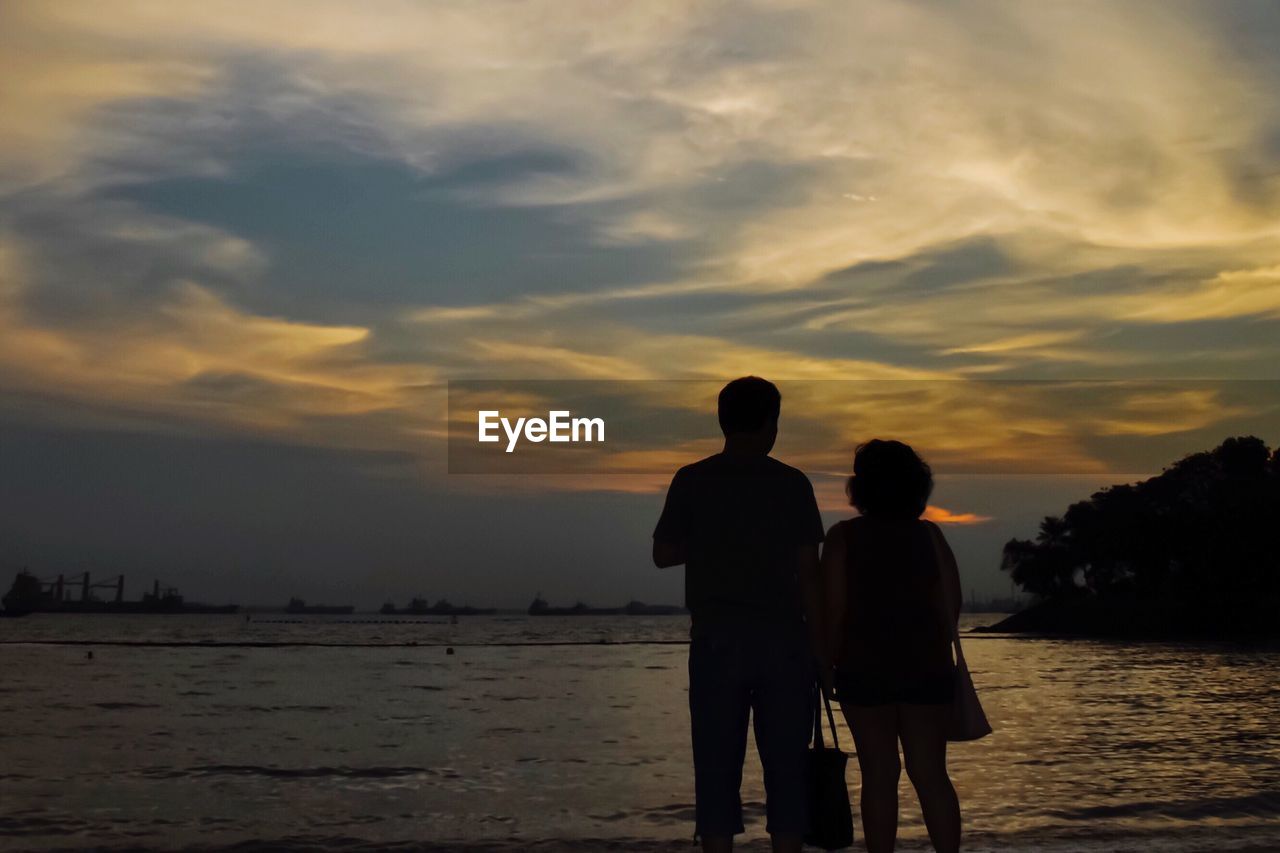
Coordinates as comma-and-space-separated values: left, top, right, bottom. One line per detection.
814, 475, 990, 523
923, 505, 992, 525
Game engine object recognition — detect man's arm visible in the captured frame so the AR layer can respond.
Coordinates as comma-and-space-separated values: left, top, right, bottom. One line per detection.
652, 540, 686, 568
798, 541, 826, 672
652, 469, 690, 569
819, 521, 847, 668
794, 472, 832, 693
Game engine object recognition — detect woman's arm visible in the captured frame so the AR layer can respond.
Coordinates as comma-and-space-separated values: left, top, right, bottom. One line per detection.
820, 521, 848, 672
926, 520, 962, 628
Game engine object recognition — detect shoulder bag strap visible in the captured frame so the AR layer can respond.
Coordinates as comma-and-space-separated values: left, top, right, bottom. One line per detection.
925, 521, 964, 663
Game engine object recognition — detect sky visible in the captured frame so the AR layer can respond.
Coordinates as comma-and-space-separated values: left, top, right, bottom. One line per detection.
2, 1, 1279, 608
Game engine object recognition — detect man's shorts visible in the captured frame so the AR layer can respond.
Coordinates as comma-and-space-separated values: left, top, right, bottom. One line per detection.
687, 619, 815, 838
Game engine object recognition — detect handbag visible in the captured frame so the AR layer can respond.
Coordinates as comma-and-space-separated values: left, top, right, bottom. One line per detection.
947, 626, 992, 741
805, 685, 854, 850
927, 524, 993, 742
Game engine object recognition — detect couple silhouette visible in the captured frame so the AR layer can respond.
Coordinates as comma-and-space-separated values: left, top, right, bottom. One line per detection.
654, 377, 962, 853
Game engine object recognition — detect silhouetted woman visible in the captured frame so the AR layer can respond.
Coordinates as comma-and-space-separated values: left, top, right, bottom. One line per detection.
820, 439, 961, 853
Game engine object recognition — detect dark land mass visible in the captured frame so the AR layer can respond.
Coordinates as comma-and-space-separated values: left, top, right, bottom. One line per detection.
284, 598, 355, 615
528, 596, 687, 616
976, 595, 1278, 641
992, 436, 1280, 640
380, 597, 496, 616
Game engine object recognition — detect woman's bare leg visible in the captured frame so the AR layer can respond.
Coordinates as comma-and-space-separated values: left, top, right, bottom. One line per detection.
842, 704, 900, 853
899, 704, 960, 853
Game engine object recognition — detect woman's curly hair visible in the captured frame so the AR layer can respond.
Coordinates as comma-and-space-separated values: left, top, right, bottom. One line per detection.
846, 438, 933, 518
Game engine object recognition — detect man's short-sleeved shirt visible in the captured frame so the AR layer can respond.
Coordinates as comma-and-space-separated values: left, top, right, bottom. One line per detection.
653, 453, 825, 625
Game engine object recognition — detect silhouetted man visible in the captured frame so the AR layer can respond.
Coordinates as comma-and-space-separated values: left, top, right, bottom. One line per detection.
653, 376, 826, 853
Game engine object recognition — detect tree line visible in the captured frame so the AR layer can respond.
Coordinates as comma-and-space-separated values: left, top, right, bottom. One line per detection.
1000, 436, 1280, 631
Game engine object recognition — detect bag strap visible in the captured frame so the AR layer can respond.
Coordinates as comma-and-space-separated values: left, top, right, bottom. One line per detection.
812, 683, 840, 750
925, 521, 964, 662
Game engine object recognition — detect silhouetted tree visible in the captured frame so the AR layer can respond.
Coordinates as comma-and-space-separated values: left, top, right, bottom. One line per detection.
1001, 437, 1280, 627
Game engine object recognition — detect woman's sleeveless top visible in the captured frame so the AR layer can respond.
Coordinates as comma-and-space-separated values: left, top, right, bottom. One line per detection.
839, 518, 953, 680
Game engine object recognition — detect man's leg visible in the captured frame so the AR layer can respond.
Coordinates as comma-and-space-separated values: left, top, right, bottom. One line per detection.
751, 629, 814, 853
689, 630, 751, 851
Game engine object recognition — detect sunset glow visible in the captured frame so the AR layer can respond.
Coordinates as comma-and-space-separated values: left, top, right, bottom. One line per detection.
2, 1, 1278, 605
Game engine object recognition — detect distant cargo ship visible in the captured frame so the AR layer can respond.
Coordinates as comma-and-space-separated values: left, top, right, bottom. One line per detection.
1, 571, 239, 616
379, 597, 496, 616
528, 595, 686, 616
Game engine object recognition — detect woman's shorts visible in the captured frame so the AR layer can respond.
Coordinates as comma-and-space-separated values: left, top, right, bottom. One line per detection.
833, 667, 956, 706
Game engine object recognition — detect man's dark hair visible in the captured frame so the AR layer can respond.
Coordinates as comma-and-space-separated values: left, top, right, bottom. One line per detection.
717, 376, 781, 436
846, 438, 933, 517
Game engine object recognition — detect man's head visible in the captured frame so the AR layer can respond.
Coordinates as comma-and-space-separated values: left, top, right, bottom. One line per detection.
717, 376, 780, 452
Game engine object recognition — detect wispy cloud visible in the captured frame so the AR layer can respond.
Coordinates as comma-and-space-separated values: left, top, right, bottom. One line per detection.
2, 0, 1279, 484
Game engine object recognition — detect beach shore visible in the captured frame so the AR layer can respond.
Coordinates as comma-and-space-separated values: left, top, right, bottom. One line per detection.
13, 831, 1280, 853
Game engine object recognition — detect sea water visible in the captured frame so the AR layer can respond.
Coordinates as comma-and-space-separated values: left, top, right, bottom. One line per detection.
2, 614, 1279, 851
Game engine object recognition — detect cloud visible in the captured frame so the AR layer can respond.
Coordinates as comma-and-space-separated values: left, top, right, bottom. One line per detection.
2, 0, 1280, 478
923, 506, 993, 526
0, 246, 432, 447
7, 1, 1280, 607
